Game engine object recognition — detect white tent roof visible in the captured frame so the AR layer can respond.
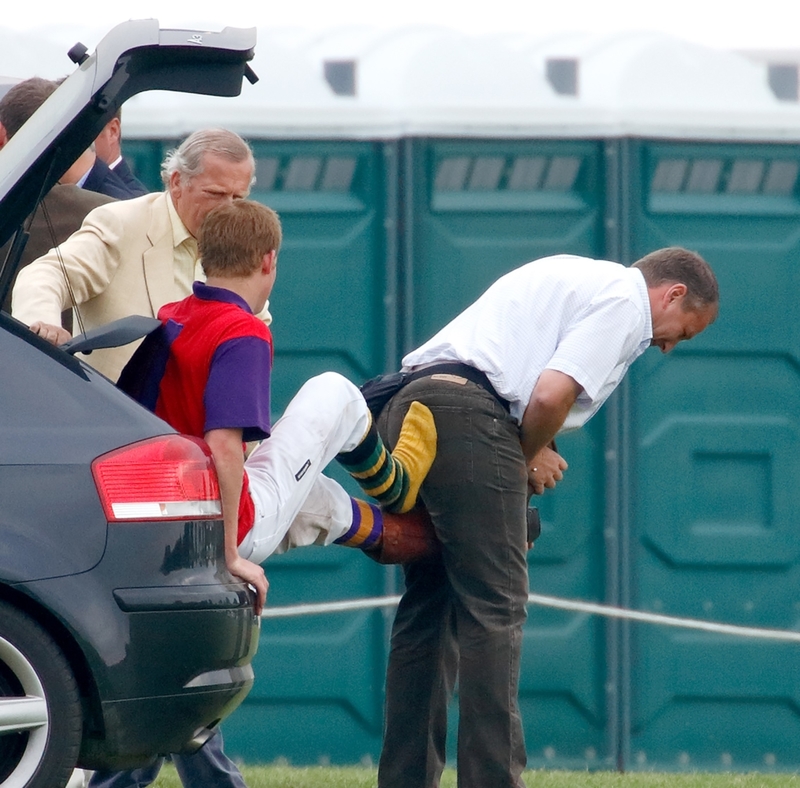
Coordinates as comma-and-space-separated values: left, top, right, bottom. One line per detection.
501, 30, 800, 140
2, 24, 800, 141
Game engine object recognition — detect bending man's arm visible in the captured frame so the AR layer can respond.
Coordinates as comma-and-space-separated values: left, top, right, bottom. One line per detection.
520, 369, 581, 494
204, 428, 268, 615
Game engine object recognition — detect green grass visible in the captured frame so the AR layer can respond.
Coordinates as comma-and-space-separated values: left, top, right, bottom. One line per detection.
148, 764, 800, 787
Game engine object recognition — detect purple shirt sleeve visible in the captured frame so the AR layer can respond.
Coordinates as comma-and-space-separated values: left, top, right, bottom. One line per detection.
204, 335, 272, 441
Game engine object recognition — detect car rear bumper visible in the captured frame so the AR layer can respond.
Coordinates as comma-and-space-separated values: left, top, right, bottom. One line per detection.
77, 596, 259, 769
81, 669, 255, 769
16, 519, 261, 770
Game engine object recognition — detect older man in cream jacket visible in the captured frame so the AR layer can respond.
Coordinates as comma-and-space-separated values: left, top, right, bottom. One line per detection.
12, 127, 261, 382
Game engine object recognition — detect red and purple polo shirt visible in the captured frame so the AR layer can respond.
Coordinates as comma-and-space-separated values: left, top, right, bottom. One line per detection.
119, 281, 273, 543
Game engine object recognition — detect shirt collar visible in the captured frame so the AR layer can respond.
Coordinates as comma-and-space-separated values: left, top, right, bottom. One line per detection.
165, 192, 194, 249
630, 267, 653, 349
192, 281, 254, 314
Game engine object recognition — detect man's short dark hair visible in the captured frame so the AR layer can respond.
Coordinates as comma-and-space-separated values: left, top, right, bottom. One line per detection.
0, 77, 58, 139
632, 247, 719, 311
199, 200, 282, 278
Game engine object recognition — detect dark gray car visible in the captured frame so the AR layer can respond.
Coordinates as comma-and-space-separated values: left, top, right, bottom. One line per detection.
0, 20, 260, 788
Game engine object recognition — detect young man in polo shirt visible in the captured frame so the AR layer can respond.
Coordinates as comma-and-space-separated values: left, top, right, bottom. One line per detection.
119, 199, 437, 616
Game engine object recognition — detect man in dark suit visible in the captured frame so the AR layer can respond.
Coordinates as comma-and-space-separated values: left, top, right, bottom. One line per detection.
60, 145, 141, 200
84, 157, 137, 198
94, 110, 149, 196
0, 76, 144, 202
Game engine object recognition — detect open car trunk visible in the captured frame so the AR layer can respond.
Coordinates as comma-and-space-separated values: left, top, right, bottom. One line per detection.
0, 19, 257, 308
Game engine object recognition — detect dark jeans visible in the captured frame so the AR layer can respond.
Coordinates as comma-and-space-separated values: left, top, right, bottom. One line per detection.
87, 730, 246, 788
376, 375, 529, 788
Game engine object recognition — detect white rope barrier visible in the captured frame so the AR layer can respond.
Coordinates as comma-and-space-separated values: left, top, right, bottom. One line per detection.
261, 592, 800, 643
261, 595, 402, 618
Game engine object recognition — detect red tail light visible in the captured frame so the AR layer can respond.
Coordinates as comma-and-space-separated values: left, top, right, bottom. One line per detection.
92, 435, 222, 522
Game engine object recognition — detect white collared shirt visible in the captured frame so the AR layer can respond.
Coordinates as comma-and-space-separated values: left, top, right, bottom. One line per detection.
402, 255, 653, 430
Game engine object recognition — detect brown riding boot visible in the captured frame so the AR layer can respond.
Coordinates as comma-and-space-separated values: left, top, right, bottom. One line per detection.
363, 506, 440, 565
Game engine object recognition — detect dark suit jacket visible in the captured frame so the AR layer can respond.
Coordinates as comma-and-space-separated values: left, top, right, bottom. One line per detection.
1, 184, 114, 313
83, 158, 141, 200
111, 157, 149, 197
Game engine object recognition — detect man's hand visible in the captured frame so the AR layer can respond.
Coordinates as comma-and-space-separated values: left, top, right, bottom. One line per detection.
527, 445, 568, 495
29, 321, 72, 346
228, 555, 268, 616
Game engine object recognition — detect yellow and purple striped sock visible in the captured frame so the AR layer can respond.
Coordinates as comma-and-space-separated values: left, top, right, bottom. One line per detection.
333, 499, 383, 549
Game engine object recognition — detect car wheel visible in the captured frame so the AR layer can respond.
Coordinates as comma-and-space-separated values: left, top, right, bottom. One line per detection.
0, 601, 82, 788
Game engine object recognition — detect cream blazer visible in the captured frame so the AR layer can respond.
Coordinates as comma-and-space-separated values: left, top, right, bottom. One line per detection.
12, 192, 191, 381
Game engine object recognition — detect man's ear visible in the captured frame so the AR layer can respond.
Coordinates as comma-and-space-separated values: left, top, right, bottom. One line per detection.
665, 282, 687, 305
108, 116, 121, 142
0, 122, 8, 150
168, 169, 182, 198
262, 250, 277, 274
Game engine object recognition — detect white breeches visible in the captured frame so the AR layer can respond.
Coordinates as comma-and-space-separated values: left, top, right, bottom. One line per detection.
237, 371, 371, 565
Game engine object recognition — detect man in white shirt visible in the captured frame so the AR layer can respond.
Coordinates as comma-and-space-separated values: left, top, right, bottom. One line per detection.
375, 247, 719, 788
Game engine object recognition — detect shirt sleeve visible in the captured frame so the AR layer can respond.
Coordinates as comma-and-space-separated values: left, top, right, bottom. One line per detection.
545, 296, 645, 402
204, 335, 272, 441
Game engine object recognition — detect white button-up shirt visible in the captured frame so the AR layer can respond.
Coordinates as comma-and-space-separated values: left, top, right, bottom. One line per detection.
402, 255, 653, 430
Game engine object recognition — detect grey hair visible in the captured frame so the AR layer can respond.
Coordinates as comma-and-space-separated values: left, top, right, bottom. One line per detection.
160, 128, 255, 188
